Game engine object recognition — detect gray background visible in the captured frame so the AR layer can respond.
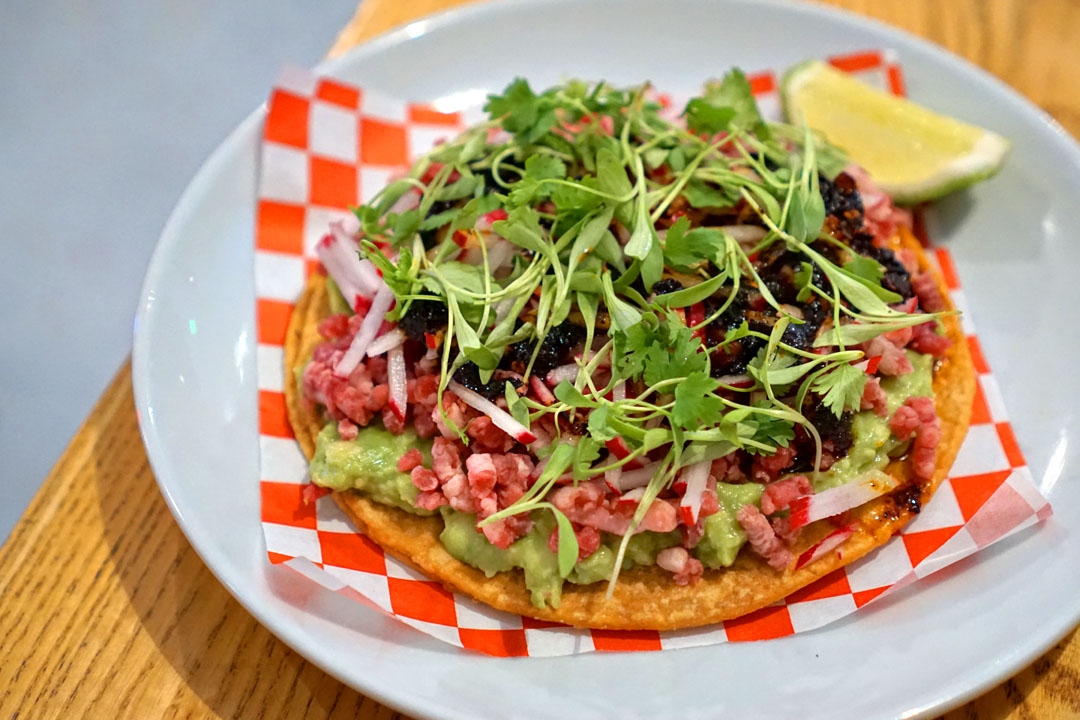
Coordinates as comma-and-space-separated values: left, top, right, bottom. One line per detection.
0, 0, 357, 542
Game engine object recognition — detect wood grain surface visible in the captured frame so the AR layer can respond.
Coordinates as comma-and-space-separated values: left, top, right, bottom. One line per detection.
2, 1, 1079, 718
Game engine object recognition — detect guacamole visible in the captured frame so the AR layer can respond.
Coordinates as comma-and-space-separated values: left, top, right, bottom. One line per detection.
309, 423, 433, 514
307, 350, 934, 608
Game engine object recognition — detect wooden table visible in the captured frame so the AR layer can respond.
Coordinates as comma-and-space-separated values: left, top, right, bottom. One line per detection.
2, 1, 1078, 717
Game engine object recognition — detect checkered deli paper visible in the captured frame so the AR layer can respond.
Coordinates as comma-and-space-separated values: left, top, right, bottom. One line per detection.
254, 50, 1052, 657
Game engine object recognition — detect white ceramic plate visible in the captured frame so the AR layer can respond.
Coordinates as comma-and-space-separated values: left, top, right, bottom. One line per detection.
133, 1, 1080, 717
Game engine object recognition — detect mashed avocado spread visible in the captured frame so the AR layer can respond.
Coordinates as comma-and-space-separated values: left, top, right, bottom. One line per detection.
309, 424, 434, 514
308, 351, 933, 608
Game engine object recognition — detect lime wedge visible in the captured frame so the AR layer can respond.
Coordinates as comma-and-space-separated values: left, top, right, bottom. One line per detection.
780, 60, 1009, 204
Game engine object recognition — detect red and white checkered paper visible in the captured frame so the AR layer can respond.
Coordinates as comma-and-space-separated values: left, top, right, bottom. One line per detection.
255, 51, 1051, 657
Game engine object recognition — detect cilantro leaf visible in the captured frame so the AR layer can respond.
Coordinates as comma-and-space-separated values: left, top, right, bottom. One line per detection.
389, 209, 421, 246
484, 78, 557, 142
362, 243, 416, 299
593, 147, 634, 201
508, 154, 567, 206
450, 194, 501, 233
672, 372, 723, 430
586, 405, 617, 442
743, 413, 796, 455
611, 322, 652, 380
662, 224, 727, 271
811, 363, 868, 418
659, 215, 693, 269
683, 98, 736, 134
668, 146, 687, 172
702, 68, 768, 137
641, 320, 707, 387
572, 436, 602, 481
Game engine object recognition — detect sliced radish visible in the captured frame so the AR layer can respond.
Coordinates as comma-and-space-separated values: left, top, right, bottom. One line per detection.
604, 467, 623, 495
616, 487, 645, 507
388, 188, 420, 216
572, 349, 611, 368
852, 355, 882, 374
316, 231, 365, 311
894, 297, 918, 314
718, 224, 768, 246
493, 296, 517, 325
612, 381, 626, 403
779, 304, 804, 321
716, 373, 753, 388
788, 470, 898, 531
329, 221, 380, 297
355, 259, 381, 295
608, 461, 661, 492
530, 375, 556, 406
448, 381, 537, 444
354, 295, 373, 316
334, 283, 395, 378
477, 208, 508, 230
339, 212, 361, 236
604, 436, 644, 470
678, 461, 711, 526
386, 345, 407, 420
366, 328, 405, 357
795, 523, 857, 569
546, 363, 579, 387
485, 239, 516, 274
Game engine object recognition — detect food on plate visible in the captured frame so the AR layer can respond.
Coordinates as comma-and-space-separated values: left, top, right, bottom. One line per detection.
781, 60, 1010, 204
284, 70, 976, 630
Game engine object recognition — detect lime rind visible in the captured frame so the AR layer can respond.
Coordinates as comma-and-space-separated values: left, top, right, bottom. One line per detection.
780, 60, 1010, 205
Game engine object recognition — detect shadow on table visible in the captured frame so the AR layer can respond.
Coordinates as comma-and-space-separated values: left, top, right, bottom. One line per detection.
91, 401, 414, 719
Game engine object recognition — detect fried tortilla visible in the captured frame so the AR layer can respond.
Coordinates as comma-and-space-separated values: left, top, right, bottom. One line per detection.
283, 226, 974, 630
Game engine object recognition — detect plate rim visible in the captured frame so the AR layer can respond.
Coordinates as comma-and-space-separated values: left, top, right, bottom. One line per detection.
132, 1, 1080, 718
